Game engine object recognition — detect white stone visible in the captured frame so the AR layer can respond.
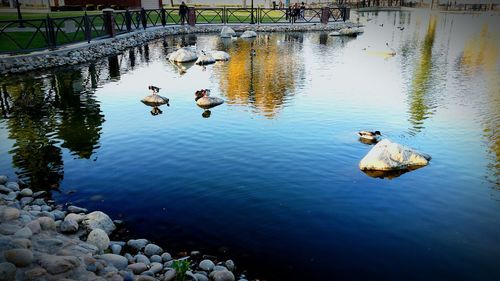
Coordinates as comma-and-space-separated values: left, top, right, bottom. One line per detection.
196, 96, 224, 108
141, 94, 169, 106
199, 259, 215, 271
195, 54, 216, 65
60, 218, 79, 233
87, 229, 110, 253
144, 243, 163, 256
220, 26, 236, 38
168, 48, 198, 63
19, 188, 33, 197
211, 51, 230, 61
240, 30, 257, 38
82, 211, 116, 235
359, 139, 431, 171
98, 254, 128, 270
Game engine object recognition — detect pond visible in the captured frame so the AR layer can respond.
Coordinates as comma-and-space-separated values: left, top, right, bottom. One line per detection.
1, 10, 499, 281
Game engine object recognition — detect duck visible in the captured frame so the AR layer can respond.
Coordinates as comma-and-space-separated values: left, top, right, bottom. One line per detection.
386, 43, 396, 56
148, 85, 161, 94
379, 24, 384, 27
142, 86, 169, 107
358, 130, 381, 141
195, 89, 224, 109
250, 49, 256, 56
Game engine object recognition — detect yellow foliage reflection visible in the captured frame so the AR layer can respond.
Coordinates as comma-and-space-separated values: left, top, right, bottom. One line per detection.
461, 23, 500, 178
217, 35, 303, 118
408, 15, 437, 134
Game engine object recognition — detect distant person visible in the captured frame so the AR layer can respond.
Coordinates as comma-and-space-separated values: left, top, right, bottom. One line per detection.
279, 0, 284, 9
179, 1, 188, 25
293, 3, 300, 23
300, 2, 306, 20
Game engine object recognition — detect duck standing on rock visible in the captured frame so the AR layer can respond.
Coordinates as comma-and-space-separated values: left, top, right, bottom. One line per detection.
141, 85, 170, 107
358, 130, 381, 143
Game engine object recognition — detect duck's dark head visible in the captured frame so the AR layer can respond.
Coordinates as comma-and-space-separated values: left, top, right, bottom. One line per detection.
195, 91, 204, 101
374, 131, 381, 135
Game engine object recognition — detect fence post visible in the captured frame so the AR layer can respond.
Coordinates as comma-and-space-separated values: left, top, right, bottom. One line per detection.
103, 8, 116, 37
320, 7, 330, 24
161, 8, 166, 26
188, 7, 196, 26
141, 8, 147, 29
125, 9, 132, 32
46, 15, 57, 49
343, 7, 350, 21
83, 12, 91, 43
224, 7, 227, 25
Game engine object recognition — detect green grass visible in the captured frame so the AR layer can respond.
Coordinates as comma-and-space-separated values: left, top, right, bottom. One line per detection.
0, 11, 101, 21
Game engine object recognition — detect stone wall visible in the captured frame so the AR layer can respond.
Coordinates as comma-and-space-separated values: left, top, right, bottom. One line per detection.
0, 22, 353, 76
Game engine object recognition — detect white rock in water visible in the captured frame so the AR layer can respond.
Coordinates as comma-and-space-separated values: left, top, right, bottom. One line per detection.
211, 51, 230, 61
168, 47, 198, 63
359, 139, 431, 171
329, 31, 341, 36
196, 96, 224, 108
141, 94, 169, 106
220, 26, 236, 38
240, 30, 257, 38
339, 27, 364, 37
195, 54, 216, 65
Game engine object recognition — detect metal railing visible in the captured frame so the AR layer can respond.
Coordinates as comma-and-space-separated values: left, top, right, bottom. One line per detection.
0, 7, 349, 54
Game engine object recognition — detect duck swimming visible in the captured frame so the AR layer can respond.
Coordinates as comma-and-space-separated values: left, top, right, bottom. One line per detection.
358, 130, 381, 141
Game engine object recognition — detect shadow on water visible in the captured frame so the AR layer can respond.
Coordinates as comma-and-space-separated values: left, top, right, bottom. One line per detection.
362, 165, 427, 180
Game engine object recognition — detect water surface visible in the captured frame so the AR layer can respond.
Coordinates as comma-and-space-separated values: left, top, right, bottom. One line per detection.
1, 10, 499, 281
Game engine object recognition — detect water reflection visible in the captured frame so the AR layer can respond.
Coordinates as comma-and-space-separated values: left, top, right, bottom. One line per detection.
0, 63, 114, 188
459, 22, 500, 186
53, 69, 104, 159
217, 34, 304, 118
407, 15, 437, 134
1, 79, 64, 189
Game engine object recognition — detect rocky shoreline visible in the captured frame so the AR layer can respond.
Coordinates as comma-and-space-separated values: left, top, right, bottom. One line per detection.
0, 174, 246, 281
0, 22, 353, 76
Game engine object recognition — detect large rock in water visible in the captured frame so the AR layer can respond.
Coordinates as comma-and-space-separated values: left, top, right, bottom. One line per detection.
220, 26, 236, 38
359, 139, 431, 171
196, 96, 224, 109
141, 94, 169, 107
82, 211, 116, 235
195, 54, 216, 65
168, 48, 198, 63
240, 30, 257, 38
211, 51, 230, 61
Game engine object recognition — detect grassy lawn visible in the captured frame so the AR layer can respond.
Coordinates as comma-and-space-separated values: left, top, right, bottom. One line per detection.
0, 11, 102, 21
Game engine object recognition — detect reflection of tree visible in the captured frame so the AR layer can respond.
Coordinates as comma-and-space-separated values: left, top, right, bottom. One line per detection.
2, 79, 64, 189
218, 35, 303, 118
407, 15, 437, 134
460, 24, 499, 184
52, 69, 105, 159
